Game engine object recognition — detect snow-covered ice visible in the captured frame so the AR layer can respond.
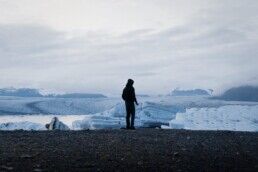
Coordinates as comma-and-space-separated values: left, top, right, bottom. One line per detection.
163, 105, 258, 132
0, 115, 86, 130
0, 96, 258, 131
0, 121, 45, 130
0, 96, 118, 115
72, 101, 178, 130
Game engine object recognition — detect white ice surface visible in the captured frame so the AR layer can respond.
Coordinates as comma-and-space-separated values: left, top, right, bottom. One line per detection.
0, 96, 258, 131
0, 121, 45, 130
72, 101, 195, 130
0, 96, 118, 115
163, 105, 258, 131
0, 115, 86, 130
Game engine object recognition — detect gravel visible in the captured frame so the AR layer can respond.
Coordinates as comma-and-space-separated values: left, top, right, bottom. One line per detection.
0, 129, 258, 171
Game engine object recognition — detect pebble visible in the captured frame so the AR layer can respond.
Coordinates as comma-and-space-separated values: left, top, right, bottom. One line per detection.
1, 165, 14, 171
20, 154, 33, 158
174, 152, 179, 157
0, 129, 257, 171
137, 161, 143, 165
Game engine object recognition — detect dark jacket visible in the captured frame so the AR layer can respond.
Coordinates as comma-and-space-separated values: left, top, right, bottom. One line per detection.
122, 85, 137, 103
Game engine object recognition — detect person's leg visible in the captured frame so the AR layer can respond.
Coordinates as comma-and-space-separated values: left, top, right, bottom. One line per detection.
130, 103, 135, 129
125, 102, 130, 129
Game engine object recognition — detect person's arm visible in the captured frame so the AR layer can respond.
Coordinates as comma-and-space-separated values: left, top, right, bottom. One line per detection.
122, 88, 126, 101
133, 88, 138, 105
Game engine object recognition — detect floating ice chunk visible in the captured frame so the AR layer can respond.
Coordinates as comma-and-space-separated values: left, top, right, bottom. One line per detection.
166, 121, 185, 129
72, 119, 90, 130
0, 121, 45, 130
166, 105, 258, 131
72, 115, 124, 129
72, 102, 179, 129
46, 117, 70, 130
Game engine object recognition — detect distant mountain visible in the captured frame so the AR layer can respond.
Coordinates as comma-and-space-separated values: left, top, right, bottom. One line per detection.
215, 86, 258, 102
137, 94, 150, 97
170, 88, 211, 96
0, 88, 42, 97
49, 93, 107, 98
0, 87, 107, 98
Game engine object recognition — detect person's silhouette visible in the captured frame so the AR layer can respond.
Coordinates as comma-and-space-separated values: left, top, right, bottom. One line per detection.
122, 79, 138, 129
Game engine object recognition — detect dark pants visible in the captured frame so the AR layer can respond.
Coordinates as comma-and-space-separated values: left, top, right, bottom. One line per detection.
125, 101, 135, 128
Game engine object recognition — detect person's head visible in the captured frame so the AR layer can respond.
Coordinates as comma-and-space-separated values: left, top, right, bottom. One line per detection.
126, 79, 134, 87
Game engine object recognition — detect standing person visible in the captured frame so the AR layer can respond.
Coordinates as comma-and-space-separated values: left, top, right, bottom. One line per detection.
122, 79, 138, 129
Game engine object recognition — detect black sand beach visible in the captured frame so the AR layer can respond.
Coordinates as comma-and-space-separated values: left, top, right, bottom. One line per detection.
0, 129, 258, 171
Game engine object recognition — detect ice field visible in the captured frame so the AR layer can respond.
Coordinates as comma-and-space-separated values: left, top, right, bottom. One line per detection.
0, 96, 257, 131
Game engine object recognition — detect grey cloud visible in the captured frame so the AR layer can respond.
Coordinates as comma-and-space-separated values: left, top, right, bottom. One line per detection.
0, 24, 64, 54
0, 1, 258, 95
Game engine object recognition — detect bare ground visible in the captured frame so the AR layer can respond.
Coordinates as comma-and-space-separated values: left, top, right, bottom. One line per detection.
0, 129, 258, 172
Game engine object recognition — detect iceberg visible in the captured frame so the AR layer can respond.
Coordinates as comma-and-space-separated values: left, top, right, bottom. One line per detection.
0, 117, 70, 130
1, 95, 258, 131
163, 105, 258, 131
0, 121, 45, 130
170, 88, 211, 96
46, 117, 70, 130
72, 102, 179, 129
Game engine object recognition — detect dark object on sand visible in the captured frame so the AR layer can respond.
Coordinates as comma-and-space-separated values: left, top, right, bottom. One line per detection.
45, 117, 69, 130
45, 124, 50, 130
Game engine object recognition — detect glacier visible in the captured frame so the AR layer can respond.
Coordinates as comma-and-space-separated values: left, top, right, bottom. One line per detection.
0, 96, 258, 131
0, 96, 118, 115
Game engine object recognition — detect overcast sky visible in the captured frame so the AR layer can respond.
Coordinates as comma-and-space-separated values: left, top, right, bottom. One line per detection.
0, 0, 258, 95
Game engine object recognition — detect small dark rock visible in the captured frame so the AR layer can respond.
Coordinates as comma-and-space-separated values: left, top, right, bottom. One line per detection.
1, 165, 14, 171
174, 152, 179, 157
20, 154, 32, 158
